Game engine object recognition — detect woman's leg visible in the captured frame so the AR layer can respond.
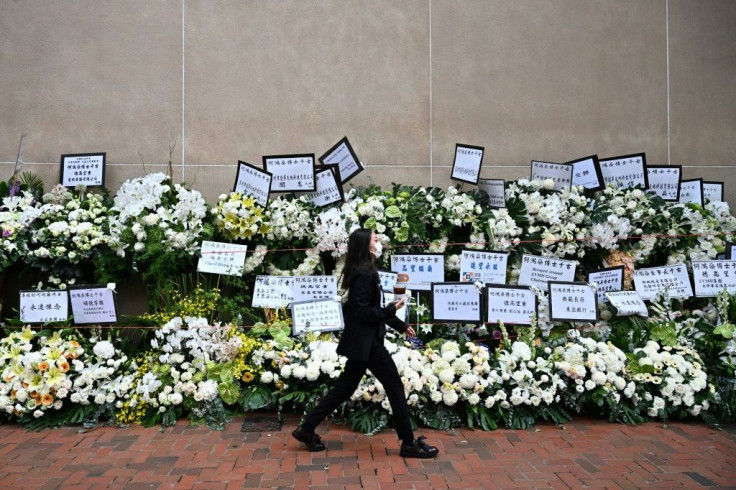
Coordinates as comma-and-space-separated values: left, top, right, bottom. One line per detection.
302, 359, 368, 432
366, 343, 414, 443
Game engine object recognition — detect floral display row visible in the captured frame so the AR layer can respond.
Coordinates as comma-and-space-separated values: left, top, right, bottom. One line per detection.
1, 171, 735, 430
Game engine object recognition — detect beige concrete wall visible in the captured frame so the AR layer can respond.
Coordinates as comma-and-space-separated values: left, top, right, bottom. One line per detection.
1, 0, 734, 205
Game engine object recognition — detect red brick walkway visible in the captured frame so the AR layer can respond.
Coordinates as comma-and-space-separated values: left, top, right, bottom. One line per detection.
0, 415, 734, 489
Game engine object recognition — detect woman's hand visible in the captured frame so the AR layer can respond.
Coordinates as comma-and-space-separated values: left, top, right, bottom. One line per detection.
405, 326, 416, 338
392, 298, 406, 310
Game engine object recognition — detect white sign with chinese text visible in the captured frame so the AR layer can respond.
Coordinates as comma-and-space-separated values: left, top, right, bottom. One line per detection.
61, 153, 105, 187
679, 179, 703, 206
303, 167, 343, 206
252, 276, 295, 308
605, 291, 648, 317
568, 155, 603, 191
460, 250, 508, 285
293, 275, 338, 302
518, 254, 577, 290
633, 264, 693, 300
19, 290, 69, 323
477, 178, 505, 208
485, 285, 536, 325
531, 161, 573, 192
451, 144, 484, 185
234, 161, 272, 207
319, 136, 363, 184
586, 266, 624, 304
198, 241, 248, 276
69, 286, 118, 324
263, 154, 316, 193
390, 254, 445, 291
691, 260, 736, 297
703, 181, 724, 203
646, 166, 681, 201
598, 153, 647, 189
548, 282, 598, 322
378, 270, 398, 291
431, 283, 481, 323
291, 299, 344, 335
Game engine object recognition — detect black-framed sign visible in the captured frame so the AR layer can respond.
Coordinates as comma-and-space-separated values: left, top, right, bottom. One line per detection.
477, 178, 505, 208
679, 178, 704, 206
691, 260, 736, 297
567, 155, 604, 191
485, 284, 537, 325
703, 181, 724, 203
19, 290, 69, 324
197, 241, 248, 276
233, 161, 272, 207
548, 281, 598, 323
518, 254, 577, 290
60, 152, 106, 187
291, 298, 344, 335
390, 253, 445, 291
633, 264, 693, 301
605, 290, 648, 317
430, 282, 482, 323
531, 161, 573, 192
598, 153, 648, 189
292, 275, 338, 302
263, 154, 316, 193
302, 165, 344, 206
727, 242, 736, 260
646, 165, 682, 201
451, 144, 484, 185
586, 266, 625, 304
318, 136, 363, 184
459, 249, 508, 285
68, 284, 118, 324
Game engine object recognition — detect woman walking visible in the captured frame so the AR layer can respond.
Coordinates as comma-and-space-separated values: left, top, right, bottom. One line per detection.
292, 228, 439, 458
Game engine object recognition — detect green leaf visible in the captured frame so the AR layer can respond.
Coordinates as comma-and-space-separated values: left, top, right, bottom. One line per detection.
714, 323, 736, 339
218, 381, 240, 405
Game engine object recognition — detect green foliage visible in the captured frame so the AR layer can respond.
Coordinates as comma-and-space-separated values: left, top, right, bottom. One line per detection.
345, 403, 389, 435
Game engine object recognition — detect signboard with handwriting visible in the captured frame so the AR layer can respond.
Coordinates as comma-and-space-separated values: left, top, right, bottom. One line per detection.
703, 181, 724, 203
485, 285, 536, 325
293, 275, 338, 302
291, 298, 344, 335
568, 155, 604, 191
318, 136, 363, 184
263, 154, 316, 193
633, 264, 692, 300
518, 254, 577, 289
691, 260, 736, 297
19, 290, 69, 323
390, 254, 445, 291
646, 165, 681, 201
679, 178, 704, 206
302, 166, 344, 206
586, 266, 624, 304
430, 282, 481, 323
531, 161, 573, 192
605, 290, 648, 317
477, 178, 505, 208
451, 144, 484, 185
198, 241, 248, 276
69, 285, 118, 324
252, 276, 295, 308
459, 249, 508, 285
61, 152, 106, 187
548, 281, 598, 322
598, 153, 647, 189
234, 161, 272, 207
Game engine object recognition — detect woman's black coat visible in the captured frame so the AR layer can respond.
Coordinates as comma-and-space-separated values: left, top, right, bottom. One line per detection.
336, 267, 408, 362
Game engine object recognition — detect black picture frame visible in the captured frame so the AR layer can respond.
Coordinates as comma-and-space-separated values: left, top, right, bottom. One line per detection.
451, 143, 485, 185
318, 136, 364, 184
726, 242, 736, 260
679, 178, 704, 206
233, 160, 273, 208
483, 284, 538, 326
703, 181, 724, 203
598, 152, 648, 189
301, 164, 345, 206
548, 281, 599, 323
567, 154, 604, 192
477, 178, 506, 208
263, 153, 316, 193
60, 152, 106, 188
430, 282, 482, 323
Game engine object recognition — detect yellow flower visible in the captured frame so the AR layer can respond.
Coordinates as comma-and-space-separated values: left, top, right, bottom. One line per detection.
242, 372, 254, 383
44, 366, 66, 388
18, 327, 35, 343
41, 393, 54, 406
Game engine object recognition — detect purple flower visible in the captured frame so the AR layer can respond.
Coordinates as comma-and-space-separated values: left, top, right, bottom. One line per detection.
492, 330, 502, 340
1, 229, 11, 238
8, 179, 20, 197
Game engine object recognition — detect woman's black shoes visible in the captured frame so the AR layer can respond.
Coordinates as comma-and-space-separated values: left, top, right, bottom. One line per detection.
292, 426, 326, 452
400, 436, 439, 458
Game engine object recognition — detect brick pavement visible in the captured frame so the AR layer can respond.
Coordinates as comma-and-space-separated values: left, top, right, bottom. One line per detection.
0, 415, 734, 489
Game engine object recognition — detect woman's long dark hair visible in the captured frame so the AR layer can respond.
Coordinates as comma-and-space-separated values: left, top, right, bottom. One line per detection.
341, 228, 378, 290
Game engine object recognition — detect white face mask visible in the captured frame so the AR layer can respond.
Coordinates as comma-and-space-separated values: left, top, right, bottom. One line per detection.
371, 240, 383, 258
